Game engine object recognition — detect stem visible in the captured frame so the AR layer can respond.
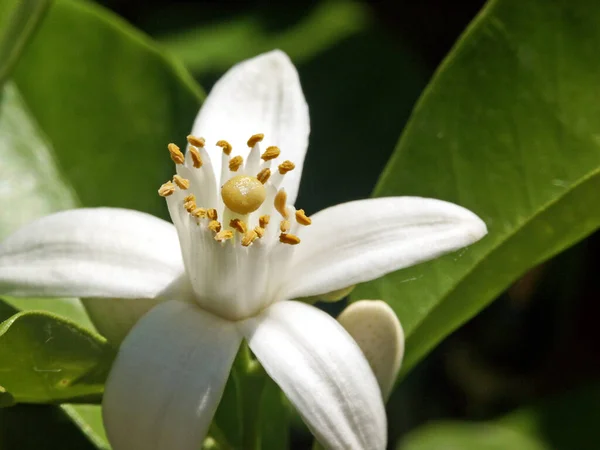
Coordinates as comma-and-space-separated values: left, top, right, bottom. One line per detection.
237, 342, 267, 450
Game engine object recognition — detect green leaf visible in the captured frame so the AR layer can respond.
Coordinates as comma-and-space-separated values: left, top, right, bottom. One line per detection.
12, 0, 203, 218
353, 0, 600, 374
0, 310, 114, 404
397, 422, 548, 450
0, 0, 50, 86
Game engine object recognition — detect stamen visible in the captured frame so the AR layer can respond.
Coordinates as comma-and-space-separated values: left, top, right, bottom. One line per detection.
295, 209, 312, 226
189, 146, 203, 168
207, 209, 218, 221
261, 146, 280, 161
173, 175, 190, 190
247, 133, 264, 147
256, 168, 271, 184
279, 233, 301, 245
216, 140, 232, 155
278, 160, 295, 174
229, 219, 247, 234
229, 156, 244, 172
280, 220, 290, 233
187, 135, 205, 148
208, 220, 222, 232
192, 207, 207, 218
259, 215, 270, 228
274, 189, 288, 218
168, 143, 185, 165
214, 230, 233, 242
241, 230, 258, 247
158, 181, 176, 197
254, 226, 265, 238
183, 194, 196, 212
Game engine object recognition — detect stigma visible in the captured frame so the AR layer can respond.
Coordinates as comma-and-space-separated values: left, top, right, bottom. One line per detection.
159, 133, 311, 247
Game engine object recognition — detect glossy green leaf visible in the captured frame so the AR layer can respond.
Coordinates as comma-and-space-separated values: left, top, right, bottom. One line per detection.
0, 310, 114, 404
397, 422, 547, 450
12, 0, 203, 218
353, 0, 600, 374
0, 0, 50, 86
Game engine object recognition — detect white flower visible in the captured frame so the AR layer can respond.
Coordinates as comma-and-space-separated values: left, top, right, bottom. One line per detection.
0, 50, 487, 450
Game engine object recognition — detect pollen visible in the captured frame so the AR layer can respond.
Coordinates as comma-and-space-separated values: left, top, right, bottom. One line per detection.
173, 175, 190, 190
229, 218, 247, 234
214, 230, 233, 242
189, 146, 203, 168
280, 220, 290, 233
278, 160, 295, 174
279, 233, 301, 245
247, 133, 264, 147
259, 215, 270, 228
229, 155, 244, 172
192, 207, 207, 218
187, 135, 205, 148
184, 194, 196, 203
158, 181, 176, 197
254, 226, 265, 238
221, 175, 266, 215
183, 194, 197, 212
241, 230, 258, 247
207, 208, 218, 221
261, 146, 280, 161
216, 140, 232, 155
256, 168, 271, 184
168, 143, 185, 165
208, 220, 222, 232
295, 209, 312, 226
274, 189, 288, 218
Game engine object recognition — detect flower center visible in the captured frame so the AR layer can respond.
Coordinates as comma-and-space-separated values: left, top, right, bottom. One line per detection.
157, 133, 312, 249
221, 175, 266, 215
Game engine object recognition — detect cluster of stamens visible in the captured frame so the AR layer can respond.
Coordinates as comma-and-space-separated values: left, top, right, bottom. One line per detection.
158, 133, 311, 247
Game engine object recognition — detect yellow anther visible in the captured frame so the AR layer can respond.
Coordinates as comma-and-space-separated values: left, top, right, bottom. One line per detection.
208, 220, 221, 232
254, 226, 265, 238
192, 207, 207, 218
216, 140, 232, 155
274, 189, 288, 218
295, 209, 312, 226
229, 155, 244, 172
241, 230, 258, 247
184, 201, 196, 213
261, 146, 280, 161
280, 220, 290, 233
184, 194, 196, 203
207, 208, 218, 221
158, 181, 176, 197
247, 133, 264, 148
173, 175, 190, 190
229, 218, 247, 234
259, 215, 270, 228
189, 146, 203, 168
187, 135, 205, 148
221, 175, 266, 215
214, 230, 233, 242
256, 168, 271, 184
279, 233, 301, 245
278, 160, 295, 175
168, 143, 185, 165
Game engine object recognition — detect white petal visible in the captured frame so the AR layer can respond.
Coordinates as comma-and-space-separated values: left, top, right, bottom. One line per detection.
281, 197, 487, 299
191, 50, 310, 203
239, 301, 386, 450
83, 274, 195, 344
103, 301, 241, 450
338, 300, 404, 400
0, 208, 183, 299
